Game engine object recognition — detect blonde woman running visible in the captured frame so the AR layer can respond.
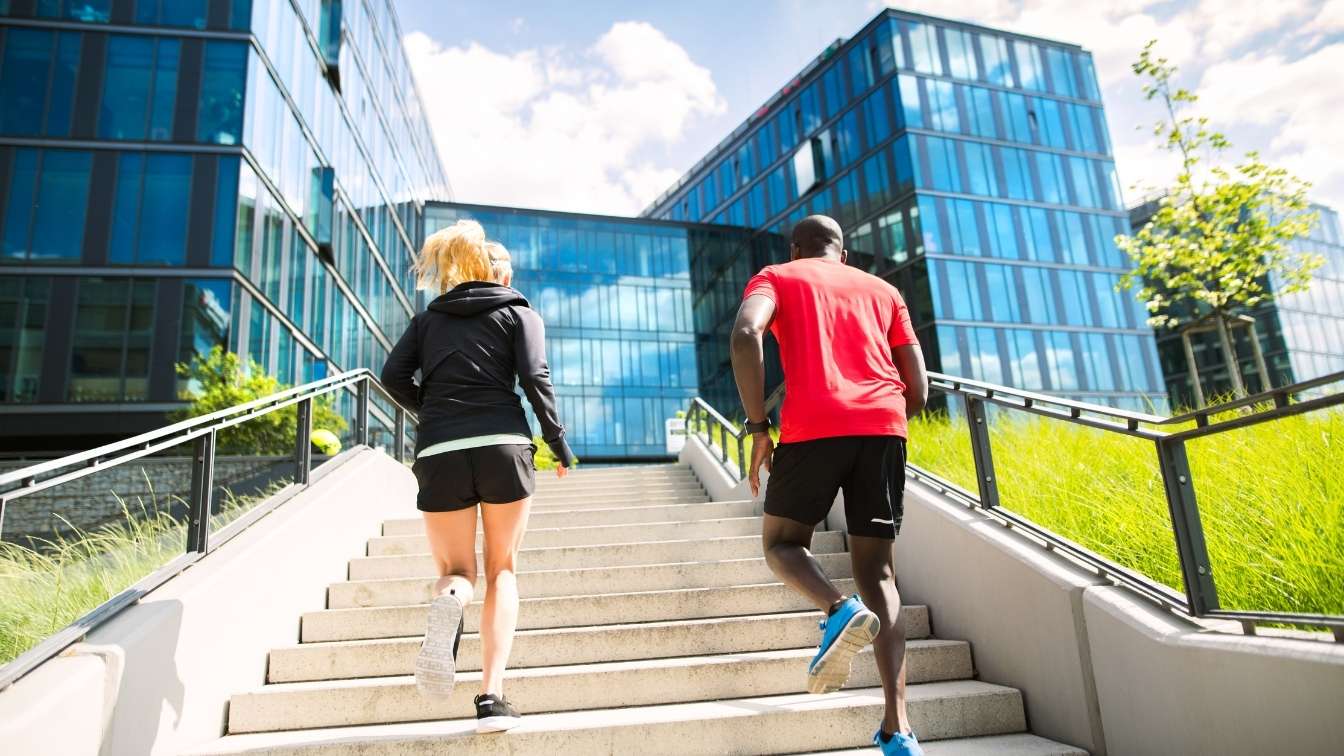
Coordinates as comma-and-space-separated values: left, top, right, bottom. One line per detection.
382, 220, 574, 733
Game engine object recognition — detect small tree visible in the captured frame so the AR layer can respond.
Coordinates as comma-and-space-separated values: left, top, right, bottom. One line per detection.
175, 347, 346, 455
1116, 40, 1323, 401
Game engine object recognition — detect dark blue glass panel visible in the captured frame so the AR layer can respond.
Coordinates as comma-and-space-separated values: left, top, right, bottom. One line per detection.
178, 278, 232, 394
198, 41, 248, 144
1045, 47, 1079, 98
213, 156, 240, 267
30, 149, 90, 261
148, 39, 179, 140
822, 63, 845, 119
2, 149, 38, 261
99, 35, 153, 140
0, 29, 52, 136
231, 0, 254, 30
800, 82, 821, 134
46, 32, 82, 137
63, 0, 110, 21
138, 153, 191, 264
109, 152, 143, 264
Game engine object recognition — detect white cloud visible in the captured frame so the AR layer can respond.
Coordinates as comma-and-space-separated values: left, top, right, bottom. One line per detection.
405, 23, 725, 215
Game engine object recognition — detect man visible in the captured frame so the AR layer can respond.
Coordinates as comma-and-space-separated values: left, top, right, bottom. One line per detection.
730, 215, 928, 756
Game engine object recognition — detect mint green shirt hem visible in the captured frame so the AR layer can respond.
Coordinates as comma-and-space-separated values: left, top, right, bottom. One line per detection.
417, 434, 534, 459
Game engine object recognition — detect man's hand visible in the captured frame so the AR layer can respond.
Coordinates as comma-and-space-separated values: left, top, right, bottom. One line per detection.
748, 433, 774, 498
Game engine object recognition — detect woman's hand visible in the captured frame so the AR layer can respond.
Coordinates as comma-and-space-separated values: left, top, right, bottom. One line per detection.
555, 464, 569, 479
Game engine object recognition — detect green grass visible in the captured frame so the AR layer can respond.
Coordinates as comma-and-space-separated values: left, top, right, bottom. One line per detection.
0, 474, 290, 665
688, 402, 1342, 619
907, 408, 1344, 618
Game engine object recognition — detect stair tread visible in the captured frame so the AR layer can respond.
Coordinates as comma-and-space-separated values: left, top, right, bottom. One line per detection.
806, 733, 1088, 755
194, 683, 1027, 755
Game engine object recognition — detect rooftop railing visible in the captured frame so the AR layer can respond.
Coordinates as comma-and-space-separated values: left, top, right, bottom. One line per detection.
685, 370, 1344, 641
0, 369, 418, 690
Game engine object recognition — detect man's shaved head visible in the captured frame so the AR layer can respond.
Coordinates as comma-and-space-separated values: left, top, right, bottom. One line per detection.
790, 215, 844, 260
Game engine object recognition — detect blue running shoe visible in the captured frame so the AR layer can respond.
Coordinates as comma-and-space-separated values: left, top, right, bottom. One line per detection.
806, 595, 880, 694
874, 728, 925, 755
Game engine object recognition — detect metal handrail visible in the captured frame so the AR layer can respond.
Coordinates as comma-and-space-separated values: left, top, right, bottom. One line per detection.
684, 398, 748, 480
693, 370, 1344, 640
0, 369, 419, 690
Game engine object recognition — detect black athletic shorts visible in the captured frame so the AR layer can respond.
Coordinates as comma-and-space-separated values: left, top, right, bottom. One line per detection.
764, 435, 906, 539
411, 443, 537, 512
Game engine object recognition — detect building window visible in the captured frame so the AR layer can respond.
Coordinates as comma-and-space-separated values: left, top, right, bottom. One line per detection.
0, 28, 82, 137
178, 279, 232, 395
109, 152, 192, 265
68, 278, 156, 402
135, 0, 207, 28
0, 276, 49, 403
1014, 40, 1046, 91
198, 41, 248, 144
945, 28, 979, 81
99, 35, 179, 141
1, 147, 91, 263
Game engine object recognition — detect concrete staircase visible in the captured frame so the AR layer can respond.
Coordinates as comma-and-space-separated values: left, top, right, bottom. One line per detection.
194, 464, 1084, 755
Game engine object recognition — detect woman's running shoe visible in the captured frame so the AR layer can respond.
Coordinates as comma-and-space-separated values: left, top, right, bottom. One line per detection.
414, 594, 464, 696
474, 693, 523, 733
807, 594, 880, 694
874, 728, 925, 755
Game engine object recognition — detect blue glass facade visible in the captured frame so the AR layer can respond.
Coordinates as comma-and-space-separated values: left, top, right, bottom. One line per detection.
0, 0, 449, 449
426, 203, 755, 460
1135, 201, 1344, 407
645, 9, 1165, 409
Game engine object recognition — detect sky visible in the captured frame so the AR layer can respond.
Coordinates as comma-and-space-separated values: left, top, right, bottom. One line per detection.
397, 0, 1344, 217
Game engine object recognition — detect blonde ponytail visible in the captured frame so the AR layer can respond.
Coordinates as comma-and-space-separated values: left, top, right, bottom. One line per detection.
414, 219, 491, 293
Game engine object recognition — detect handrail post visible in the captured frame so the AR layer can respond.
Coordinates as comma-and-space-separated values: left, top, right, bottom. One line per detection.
965, 397, 1001, 509
355, 378, 370, 447
1156, 437, 1220, 615
737, 431, 747, 480
186, 430, 215, 554
718, 423, 728, 463
294, 397, 313, 486
394, 407, 407, 463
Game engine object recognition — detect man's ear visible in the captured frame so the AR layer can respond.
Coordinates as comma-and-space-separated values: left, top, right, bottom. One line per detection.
840, 248, 849, 264
789, 243, 800, 262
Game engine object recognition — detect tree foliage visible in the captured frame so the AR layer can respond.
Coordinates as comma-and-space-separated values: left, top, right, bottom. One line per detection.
1115, 40, 1322, 331
175, 347, 346, 456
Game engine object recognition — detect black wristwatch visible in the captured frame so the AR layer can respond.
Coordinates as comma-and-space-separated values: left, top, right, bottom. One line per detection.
744, 418, 772, 434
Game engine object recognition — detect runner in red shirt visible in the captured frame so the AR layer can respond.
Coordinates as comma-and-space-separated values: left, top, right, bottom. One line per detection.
731, 214, 928, 755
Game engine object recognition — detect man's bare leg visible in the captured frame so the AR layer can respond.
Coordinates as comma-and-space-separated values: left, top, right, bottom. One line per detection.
849, 534, 911, 736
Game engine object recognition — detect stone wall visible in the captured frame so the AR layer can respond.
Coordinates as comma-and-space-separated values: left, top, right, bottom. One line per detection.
0, 456, 312, 545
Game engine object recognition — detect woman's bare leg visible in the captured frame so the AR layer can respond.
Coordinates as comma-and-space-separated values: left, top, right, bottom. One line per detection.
423, 508, 477, 605
478, 497, 532, 696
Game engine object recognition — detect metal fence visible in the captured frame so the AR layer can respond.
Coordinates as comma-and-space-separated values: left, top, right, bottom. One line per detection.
684, 370, 1344, 640
0, 369, 417, 690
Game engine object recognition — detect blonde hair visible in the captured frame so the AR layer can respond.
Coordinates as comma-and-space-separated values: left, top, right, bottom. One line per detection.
484, 241, 513, 283
415, 219, 491, 293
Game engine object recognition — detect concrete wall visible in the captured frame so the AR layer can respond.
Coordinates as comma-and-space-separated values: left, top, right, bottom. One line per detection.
679, 433, 756, 507
0, 448, 418, 756
685, 454, 1344, 756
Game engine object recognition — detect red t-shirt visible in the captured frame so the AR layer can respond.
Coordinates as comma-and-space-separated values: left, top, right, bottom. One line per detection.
743, 257, 919, 443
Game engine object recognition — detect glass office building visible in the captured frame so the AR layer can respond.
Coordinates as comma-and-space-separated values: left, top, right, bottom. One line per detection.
0, 0, 450, 450
426, 203, 754, 460
1132, 200, 1344, 407
645, 8, 1166, 409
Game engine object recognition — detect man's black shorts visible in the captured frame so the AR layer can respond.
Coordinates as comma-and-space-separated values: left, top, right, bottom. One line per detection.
764, 435, 906, 539
411, 443, 537, 512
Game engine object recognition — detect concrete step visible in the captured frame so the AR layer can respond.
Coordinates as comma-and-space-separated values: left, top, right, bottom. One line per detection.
328, 552, 854, 609
302, 579, 882, 642
347, 532, 845, 579
533, 481, 704, 497
529, 493, 711, 511
369, 516, 770, 554
228, 644, 974, 733
808, 733, 1088, 755
197, 684, 1029, 755
381, 499, 758, 534
535, 466, 693, 483
271, 608, 933, 683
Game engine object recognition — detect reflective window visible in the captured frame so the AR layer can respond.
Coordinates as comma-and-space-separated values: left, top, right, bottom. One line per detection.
1, 147, 90, 263
0, 28, 82, 137
861, 88, 891, 149
99, 35, 152, 140
0, 276, 49, 402
68, 277, 155, 402
198, 41, 248, 144
980, 34, 1013, 86
136, 0, 207, 28
110, 152, 192, 265
1045, 47, 1079, 98
822, 63, 846, 119
965, 86, 996, 139
897, 74, 922, 129
1014, 41, 1046, 91
905, 22, 944, 75
178, 279, 232, 394
18, 0, 111, 21
945, 28, 979, 80
926, 79, 959, 132
963, 141, 995, 196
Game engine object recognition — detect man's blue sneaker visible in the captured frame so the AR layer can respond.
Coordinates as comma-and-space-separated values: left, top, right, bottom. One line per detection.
806, 595, 880, 694
874, 728, 925, 755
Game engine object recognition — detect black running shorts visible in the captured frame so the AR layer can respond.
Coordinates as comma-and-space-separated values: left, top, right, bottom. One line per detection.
411, 443, 537, 512
763, 435, 906, 539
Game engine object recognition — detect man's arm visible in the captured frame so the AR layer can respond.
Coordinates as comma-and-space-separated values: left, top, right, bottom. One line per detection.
731, 294, 776, 424
731, 294, 777, 497
893, 344, 929, 417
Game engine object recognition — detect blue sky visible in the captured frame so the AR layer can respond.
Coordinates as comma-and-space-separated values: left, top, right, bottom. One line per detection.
398, 1, 1344, 216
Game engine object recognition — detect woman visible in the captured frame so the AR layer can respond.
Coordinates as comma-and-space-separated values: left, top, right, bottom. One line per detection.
381, 219, 574, 733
